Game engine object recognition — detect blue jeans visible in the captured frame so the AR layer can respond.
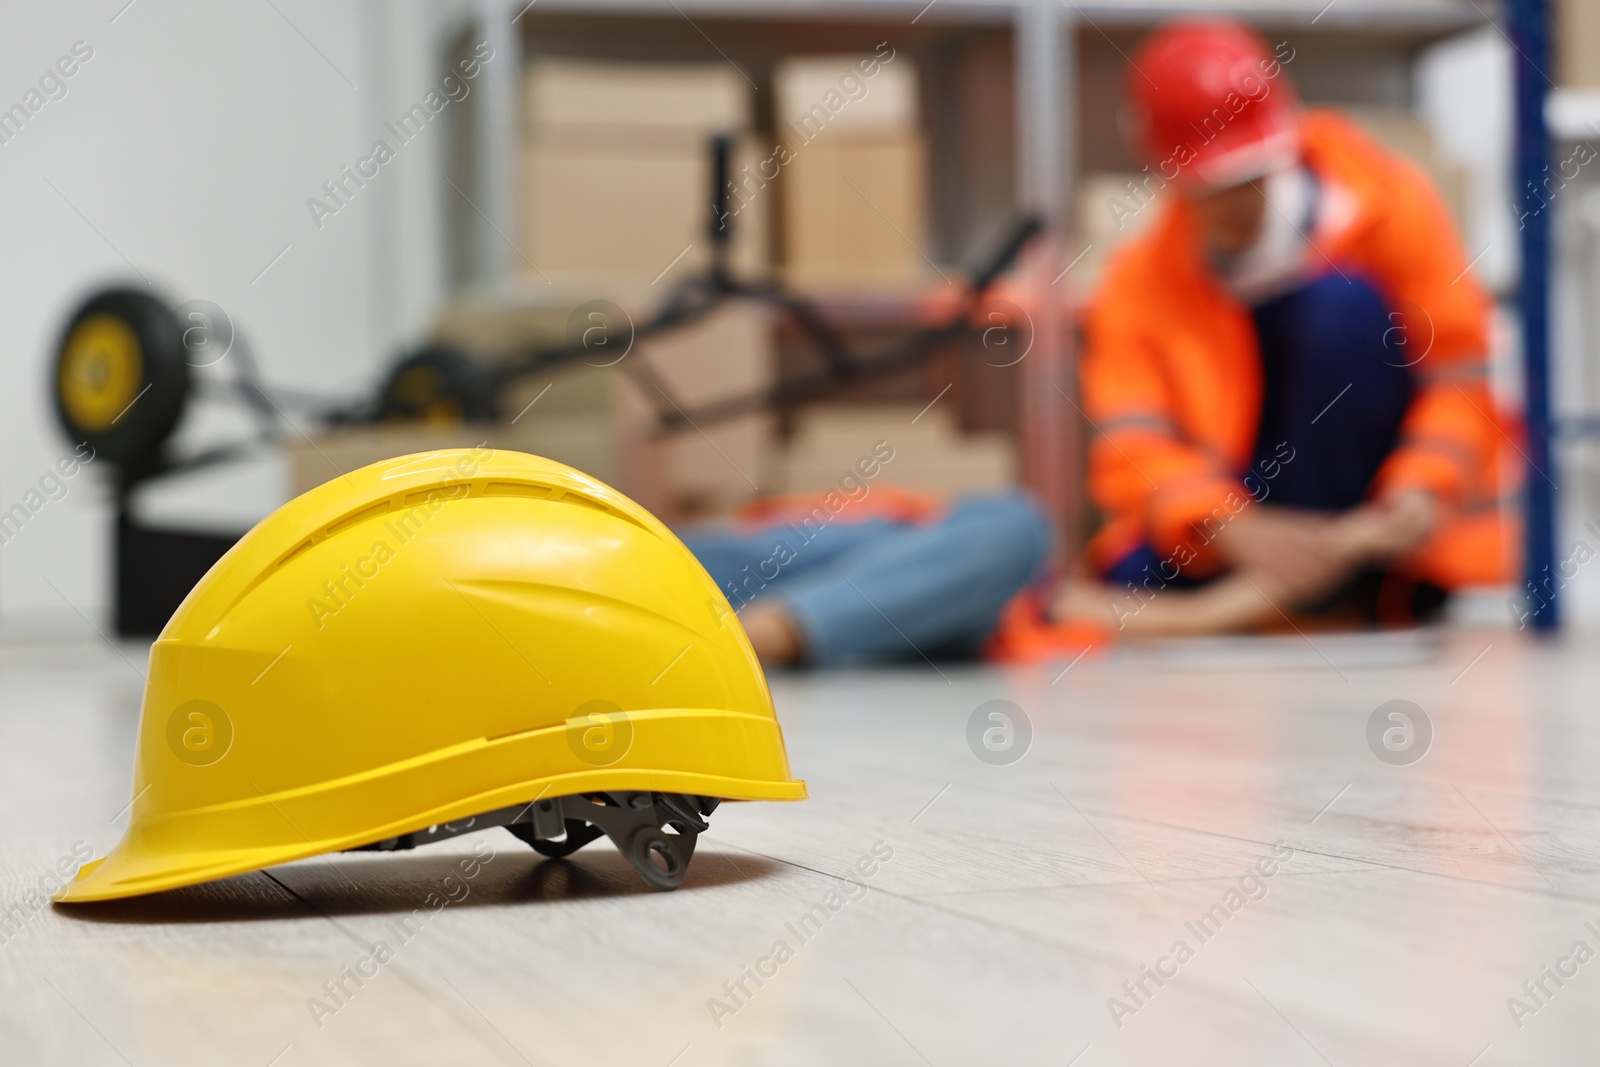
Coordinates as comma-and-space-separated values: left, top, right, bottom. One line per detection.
681, 492, 1051, 666
1106, 272, 1413, 587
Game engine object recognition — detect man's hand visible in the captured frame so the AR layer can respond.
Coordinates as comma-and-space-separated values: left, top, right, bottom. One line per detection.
1333, 489, 1439, 565
1214, 504, 1357, 604
1216, 492, 1438, 609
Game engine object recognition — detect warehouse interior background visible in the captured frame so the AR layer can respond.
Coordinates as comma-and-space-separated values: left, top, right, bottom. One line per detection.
14, 1, 1600, 1064
4, 0, 1594, 635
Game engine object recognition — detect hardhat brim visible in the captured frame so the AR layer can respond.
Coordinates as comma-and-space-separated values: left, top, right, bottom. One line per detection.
57, 711, 807, 903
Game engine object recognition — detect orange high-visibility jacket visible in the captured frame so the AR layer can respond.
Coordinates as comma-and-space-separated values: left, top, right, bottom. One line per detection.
1081, 109, 1513, 587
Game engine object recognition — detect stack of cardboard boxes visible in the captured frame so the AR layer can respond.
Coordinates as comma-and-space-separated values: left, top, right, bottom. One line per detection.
294, 60, 778, 517
293, 59, 780, 516
520, 59, 775, 519
294, 53, 1018, 513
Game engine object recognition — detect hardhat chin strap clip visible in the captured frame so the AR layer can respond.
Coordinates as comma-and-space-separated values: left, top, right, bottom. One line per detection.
509, 791, 715, 892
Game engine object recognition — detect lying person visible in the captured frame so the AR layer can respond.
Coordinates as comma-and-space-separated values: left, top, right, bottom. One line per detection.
680, 484, 1050, 666
1052, 19, 1512, 637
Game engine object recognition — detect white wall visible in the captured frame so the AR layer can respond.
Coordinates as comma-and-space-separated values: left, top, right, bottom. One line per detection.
1416, 26, 1516, 295
0, 0, 471, 638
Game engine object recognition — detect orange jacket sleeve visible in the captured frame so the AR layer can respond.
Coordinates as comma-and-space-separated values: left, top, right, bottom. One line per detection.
1352, 147, 1499, 507
1081, 267, 1245, 569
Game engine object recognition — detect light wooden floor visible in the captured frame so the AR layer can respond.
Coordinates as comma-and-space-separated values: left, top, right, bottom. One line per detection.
3, 626, 1597, 1065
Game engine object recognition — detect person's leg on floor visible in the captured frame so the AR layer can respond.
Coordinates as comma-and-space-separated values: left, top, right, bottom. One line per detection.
679, 517, 903, 665
679, 517, 901, 607
768, 492, 1052, 666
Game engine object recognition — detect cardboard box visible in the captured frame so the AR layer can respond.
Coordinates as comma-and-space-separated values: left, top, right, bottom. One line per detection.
521, 133, 768, 283
525, 59, 748, 136
520, 59, 764, 286
408, 300, 775, 520
781, 134, 930, 290
622, 303, 775, 519
775, 404, 1015, 496
1559, 0, 1600, 88
773, 52, 929, 292
429, 301, 570, 359
288, 362, 636, 497
288, 415, 621, 499
518, 58, 779, 511
774, 53, 918, 139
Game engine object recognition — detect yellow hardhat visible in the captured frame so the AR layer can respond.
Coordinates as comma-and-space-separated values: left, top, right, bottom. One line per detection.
58, 448, 806, 902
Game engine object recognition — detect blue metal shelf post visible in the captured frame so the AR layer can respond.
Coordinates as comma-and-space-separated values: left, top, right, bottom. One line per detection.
1510, 0, 1559, 630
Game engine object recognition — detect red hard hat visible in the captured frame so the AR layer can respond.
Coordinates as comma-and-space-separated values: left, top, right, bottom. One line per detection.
1126, 20, 1300, 189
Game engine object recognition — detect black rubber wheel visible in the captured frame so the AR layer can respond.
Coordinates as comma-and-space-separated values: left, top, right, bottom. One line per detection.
626, 826, 694, 891
376, 345, 501, 424
53, 287, 191, 471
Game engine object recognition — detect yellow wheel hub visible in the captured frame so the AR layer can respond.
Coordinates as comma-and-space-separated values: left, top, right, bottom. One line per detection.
391, 366, 463, 426
59, 315, 144, 433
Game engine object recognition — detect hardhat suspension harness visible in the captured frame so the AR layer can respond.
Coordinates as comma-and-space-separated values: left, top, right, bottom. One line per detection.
349, 792, 720, 892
